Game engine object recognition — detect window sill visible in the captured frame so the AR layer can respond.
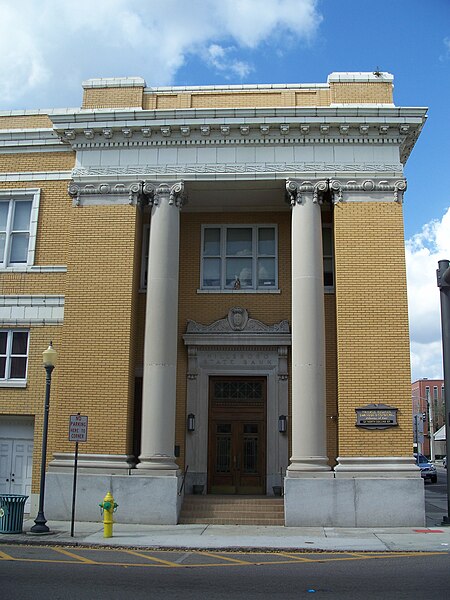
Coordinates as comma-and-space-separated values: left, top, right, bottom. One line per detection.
197, 289, 281, 294
0, 265, 67, 273
0, 380, 27, 388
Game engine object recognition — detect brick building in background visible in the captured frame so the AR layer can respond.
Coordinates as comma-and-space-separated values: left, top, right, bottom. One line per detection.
0, 73, 427, 526
412, 378, 445, 458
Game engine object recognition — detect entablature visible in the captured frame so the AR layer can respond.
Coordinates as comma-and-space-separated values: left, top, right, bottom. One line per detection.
50, 106, 427, 165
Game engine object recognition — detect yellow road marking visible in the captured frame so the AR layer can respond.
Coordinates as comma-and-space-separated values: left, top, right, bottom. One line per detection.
0, 546, 446, 569
121, 549, 180, 567
276, 553, 317, 562
194, 550, 251, 564
52, 547, 98, 564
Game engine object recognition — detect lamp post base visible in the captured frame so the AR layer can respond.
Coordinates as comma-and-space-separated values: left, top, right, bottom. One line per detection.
30, 512, 50, 534
441, 515, 450, 526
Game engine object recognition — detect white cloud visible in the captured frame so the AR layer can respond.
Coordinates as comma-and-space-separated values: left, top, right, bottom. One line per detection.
204, 44, 253, 79
0, 0, 321, 109
406, 207, 450, 380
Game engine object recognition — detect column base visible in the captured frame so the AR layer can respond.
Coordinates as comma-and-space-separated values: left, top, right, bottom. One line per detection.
48, 453, 136, 474
137, 454, 179, 471
334, 456, 419, 477
287, 456, 331, 475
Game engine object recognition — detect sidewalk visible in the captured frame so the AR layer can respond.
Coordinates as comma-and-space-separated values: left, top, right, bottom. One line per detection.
2, 469, 449, 553
0, 517, 450, 553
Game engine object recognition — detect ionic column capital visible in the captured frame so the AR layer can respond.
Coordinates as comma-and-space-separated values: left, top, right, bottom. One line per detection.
142, 180, 185, 208
285, 179, 329, 206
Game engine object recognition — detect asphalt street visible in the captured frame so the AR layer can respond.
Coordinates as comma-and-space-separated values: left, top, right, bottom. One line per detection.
0, 545, 449, 600
0, 465, 449, 599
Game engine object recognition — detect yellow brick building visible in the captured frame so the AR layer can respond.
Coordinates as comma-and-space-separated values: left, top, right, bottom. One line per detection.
0, 72, 427, 526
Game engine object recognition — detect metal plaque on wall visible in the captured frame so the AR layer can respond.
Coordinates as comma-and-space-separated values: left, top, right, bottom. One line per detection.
355, 404, 398, 429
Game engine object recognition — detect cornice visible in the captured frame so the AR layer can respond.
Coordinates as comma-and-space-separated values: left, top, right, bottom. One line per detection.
49, 105, 426, 123
0, 128, 67, 152
49, 106, 426, 164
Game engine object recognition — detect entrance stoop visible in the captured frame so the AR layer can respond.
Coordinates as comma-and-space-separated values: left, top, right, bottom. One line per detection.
179, 495, 285, 525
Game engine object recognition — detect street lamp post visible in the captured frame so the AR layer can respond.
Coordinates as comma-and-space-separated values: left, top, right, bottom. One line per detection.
436, 260, 450, 525
30, 342, 57, 534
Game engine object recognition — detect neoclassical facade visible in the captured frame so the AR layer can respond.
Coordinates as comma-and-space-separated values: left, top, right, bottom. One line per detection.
0, 73, 427, 525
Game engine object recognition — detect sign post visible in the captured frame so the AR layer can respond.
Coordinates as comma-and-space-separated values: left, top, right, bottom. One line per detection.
69, 414, 88, 537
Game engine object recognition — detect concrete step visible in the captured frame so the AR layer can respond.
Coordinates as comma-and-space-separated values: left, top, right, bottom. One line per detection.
179, 495, 285, 525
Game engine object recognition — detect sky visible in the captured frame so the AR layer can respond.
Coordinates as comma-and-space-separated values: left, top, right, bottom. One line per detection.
0, 0, 449, 381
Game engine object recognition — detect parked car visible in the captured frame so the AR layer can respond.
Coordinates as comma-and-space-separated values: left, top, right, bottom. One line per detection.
414, 453, 437, 483
443, 456, 447, 469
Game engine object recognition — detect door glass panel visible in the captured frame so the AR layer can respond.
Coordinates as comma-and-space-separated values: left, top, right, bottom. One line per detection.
217, 424, 231, 434
243, 424, 258, 474
216, 425, 231, 473
214, 381, 263, 400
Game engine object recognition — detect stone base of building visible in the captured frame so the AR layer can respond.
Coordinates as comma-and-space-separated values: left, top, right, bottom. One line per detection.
284, 477, 425, 527
45, 472, 183, 524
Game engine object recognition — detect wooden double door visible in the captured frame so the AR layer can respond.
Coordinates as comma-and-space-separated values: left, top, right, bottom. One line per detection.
208, 377, 266, 494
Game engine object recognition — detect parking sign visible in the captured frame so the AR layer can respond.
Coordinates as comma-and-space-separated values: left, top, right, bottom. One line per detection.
69, 414, 88, 442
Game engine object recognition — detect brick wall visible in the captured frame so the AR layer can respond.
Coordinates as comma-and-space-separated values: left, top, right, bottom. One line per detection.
334, 201, 411, 457
82, 87, 144, 109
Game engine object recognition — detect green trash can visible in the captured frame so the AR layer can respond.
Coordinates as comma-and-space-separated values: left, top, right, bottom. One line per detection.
0, 494, 28, 534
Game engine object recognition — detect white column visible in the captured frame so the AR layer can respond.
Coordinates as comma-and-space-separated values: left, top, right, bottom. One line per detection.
286, 180, 330, 474
137, 182, 184, 472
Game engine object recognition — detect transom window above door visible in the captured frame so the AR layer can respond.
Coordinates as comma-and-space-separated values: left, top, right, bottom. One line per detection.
201, 225, 277, 291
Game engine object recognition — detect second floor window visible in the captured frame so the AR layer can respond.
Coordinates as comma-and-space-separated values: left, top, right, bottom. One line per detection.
0, 198, 33, 267
201, 225, 277, 291
0, 330, 29, 381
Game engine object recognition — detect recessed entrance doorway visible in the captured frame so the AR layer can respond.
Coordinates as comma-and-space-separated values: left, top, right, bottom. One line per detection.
208, 376, 266, 494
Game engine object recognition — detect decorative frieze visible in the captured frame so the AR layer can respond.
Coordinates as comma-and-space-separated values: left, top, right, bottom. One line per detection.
68, 181, 143, 206
184, 307, 291, 349
330, 178, 407, 203
186, 307, 289, 335
71, 161, 403, 179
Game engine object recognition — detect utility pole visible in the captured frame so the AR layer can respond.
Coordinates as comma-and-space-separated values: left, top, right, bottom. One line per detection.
437, 259, 450, 525
426, 388, 435, 461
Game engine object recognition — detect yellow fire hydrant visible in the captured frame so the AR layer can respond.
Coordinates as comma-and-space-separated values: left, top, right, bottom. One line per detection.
99, 491, 118, 538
